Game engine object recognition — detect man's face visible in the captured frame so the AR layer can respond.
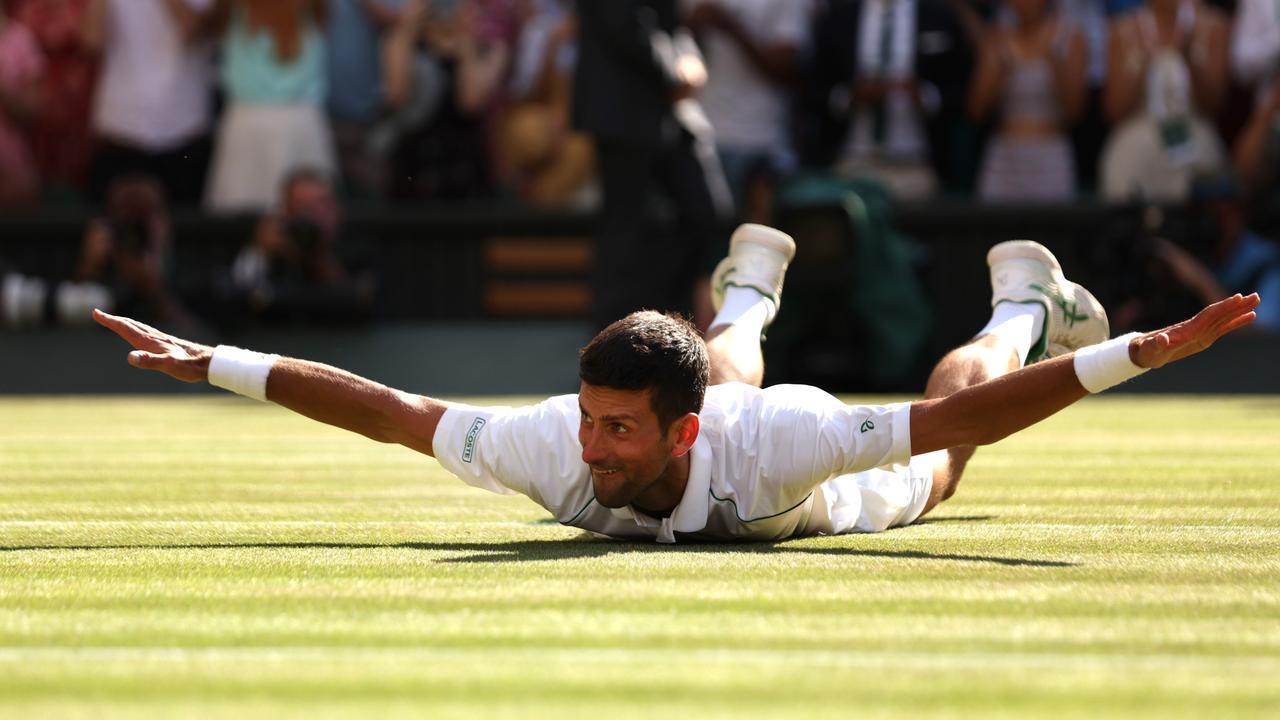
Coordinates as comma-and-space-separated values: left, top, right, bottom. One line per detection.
577, 383, 677, 508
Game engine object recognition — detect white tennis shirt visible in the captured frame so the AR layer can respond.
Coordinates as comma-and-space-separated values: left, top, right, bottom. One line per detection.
432, 383, 923, 543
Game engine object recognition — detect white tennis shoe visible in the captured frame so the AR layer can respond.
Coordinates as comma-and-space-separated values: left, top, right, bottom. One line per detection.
987, 239, 1109, 362
710, 223, 796, 327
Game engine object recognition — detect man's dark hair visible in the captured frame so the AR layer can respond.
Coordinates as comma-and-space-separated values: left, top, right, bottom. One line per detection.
578, 311, 709, 429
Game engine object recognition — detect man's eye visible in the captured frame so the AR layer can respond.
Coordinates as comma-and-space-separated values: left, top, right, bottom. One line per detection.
612, 424, 628, 434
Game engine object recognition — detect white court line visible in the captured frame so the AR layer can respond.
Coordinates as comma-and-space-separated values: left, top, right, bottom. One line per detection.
0, 646, 1275, 671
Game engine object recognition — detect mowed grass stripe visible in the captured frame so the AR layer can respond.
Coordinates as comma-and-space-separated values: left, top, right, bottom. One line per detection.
0, 395, 1277, 718
0, 650, 1277, 720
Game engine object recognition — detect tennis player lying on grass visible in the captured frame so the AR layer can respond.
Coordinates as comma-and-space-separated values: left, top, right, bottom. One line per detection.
96, 225, 1261, 543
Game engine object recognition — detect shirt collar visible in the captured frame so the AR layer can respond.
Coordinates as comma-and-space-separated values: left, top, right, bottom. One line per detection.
668, 432, 711, 535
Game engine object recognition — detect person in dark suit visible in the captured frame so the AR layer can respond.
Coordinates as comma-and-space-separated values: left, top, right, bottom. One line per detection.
797, 0, 974, 197
573, 0, 732, 330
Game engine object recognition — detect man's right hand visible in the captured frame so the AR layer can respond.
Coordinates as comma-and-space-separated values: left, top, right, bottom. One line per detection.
93, 310, 212, 383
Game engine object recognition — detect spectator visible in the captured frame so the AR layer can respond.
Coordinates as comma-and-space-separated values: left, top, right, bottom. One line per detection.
222, 167, 376, 325
968, 0, 1088, 201
1103, 0, 1229, 126
1192, 173, 1280, 331
10, 0, 97, 202
684, 0, 813, 223
204, 0, 334, 212
0, 4, 43, 209
383, 0, 518, 203
1229, 0, 1280, 199
801, 0, 974, 200
2, 174, 188, 330
1060, 0, 1110, 192
1233, 74, 1280, 200
1100, 51, 1226, 200
78, 174, 194, 328
494, 0, 595, 206
83, 0, 217, 207
573, 0, 733, 330
325, 0, 406, 203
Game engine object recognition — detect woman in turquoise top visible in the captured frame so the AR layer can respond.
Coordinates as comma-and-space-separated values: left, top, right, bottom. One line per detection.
206, 0, 336, 210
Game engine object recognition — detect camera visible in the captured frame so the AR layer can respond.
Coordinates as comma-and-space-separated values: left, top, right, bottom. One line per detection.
284, 217, 325, 254
109, 219, 150, 255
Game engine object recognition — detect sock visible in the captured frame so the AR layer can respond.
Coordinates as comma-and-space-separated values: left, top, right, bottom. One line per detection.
709, 286, 774, 335
976, 302, 1046, 367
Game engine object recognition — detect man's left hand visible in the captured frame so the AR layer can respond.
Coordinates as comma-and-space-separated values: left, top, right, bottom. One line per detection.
1131, 293, 1260, 369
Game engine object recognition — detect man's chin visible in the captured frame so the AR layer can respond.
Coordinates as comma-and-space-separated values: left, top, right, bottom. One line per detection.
590, 474, 633, 508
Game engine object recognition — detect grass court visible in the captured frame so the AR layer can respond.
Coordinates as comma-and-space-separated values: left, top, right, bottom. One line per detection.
1, 394, 1278, 718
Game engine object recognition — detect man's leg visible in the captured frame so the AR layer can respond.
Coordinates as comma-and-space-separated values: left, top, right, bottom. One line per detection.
918, 240, 1109, 516
706, 298, 770, 386
916, 313, 1034, 509
703, 225, 796, 386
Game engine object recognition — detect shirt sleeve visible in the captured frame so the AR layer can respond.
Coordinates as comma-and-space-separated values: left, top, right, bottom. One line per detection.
815, 400, 913, 474
431, 396, 584, 510
752, 386, 913, 495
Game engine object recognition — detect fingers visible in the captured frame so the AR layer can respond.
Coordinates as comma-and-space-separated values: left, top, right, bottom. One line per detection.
1202, 294, 1260, 336
93, 308, 144, 345
1138, 293, 1261, 368
1176, 294, 1257, 342
93, 308, 171, 352
92, 308, 124, 329
94, 308, 155, 337
1217, 310, 1257, 337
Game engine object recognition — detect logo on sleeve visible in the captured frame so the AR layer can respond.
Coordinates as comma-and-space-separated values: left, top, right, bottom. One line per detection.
860, 419, 875, 433
462, 417, 487, 463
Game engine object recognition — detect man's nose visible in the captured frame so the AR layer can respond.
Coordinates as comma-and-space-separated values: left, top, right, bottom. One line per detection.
581, 429, 606, 464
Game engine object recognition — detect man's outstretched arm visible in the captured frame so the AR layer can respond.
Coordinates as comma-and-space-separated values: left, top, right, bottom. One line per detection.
93, 310, 448, 457
909, 293, 1261, 455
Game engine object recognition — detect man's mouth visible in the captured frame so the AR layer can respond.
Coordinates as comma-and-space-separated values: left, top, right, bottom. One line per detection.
591, 467, 620, 476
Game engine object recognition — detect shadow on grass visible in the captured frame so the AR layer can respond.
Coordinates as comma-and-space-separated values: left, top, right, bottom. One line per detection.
910, 514, 996, 526
0, 535, 1073, 568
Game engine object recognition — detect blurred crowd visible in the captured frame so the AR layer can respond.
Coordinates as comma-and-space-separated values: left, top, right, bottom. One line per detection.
1, 0, 1278, 334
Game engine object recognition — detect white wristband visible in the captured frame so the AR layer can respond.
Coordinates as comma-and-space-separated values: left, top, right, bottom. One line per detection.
1073, 332, 1149, 393
207, 345, 279, 401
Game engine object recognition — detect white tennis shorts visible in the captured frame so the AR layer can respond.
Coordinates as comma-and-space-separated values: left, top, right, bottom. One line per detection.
803, 450, 944, 535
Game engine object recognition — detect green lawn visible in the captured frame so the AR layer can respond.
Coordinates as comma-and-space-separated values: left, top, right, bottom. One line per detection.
1, 394, 1278, 719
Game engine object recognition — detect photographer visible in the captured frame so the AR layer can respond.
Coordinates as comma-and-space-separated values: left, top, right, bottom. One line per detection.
225, 167, 376, 324
2, 174, 191, 331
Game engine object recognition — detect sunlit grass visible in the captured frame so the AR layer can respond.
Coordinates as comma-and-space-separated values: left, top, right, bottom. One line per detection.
1, 395, 1278, 719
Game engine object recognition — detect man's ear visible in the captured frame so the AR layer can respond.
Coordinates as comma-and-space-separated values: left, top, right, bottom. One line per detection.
669, 413, 700, 457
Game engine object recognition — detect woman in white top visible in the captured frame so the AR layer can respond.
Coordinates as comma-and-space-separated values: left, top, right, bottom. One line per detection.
1103, 0, 1229, 125
968, 0, 1087, 201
